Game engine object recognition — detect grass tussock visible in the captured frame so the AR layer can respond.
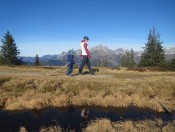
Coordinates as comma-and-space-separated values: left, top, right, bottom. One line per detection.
84, 118, 175, 132
19, 127, 28, 132
40, 125, 62, 132
84, 119, 115, 132
0, 76, 12, 86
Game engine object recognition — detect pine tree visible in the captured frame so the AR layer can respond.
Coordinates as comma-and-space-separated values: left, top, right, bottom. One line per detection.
34, 54, 41, 66
0, 55, 4, 65
125, 51, 130, 67
129, 49, 135, 68
0, 31, 23, 65
121, 54, 126, 67
121, 50, 135, 68
168, 58, 175, 69
139, 27, 165, 67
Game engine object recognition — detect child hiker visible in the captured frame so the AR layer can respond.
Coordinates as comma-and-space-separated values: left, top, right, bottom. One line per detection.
65, 49, 75, 76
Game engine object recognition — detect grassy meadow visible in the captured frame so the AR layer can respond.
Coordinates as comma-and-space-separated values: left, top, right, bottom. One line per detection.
0, 66, 175, 131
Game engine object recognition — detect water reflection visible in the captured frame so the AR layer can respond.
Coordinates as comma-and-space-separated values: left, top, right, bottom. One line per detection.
81, 107, 89, 119
0, 105, 174, 132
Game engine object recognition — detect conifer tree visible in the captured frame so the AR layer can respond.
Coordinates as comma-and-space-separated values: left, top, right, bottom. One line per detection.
139, 27, 165, 67
125, 51, 130, 67
0, 31, 23, 65
168, 58, 175, 68
121, 50, 135, 68
34, 54, 41, 66
121, 54, 126, 67
129, 49, 135, 68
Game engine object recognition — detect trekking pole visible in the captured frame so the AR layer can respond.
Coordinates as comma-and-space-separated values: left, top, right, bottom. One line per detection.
46, 62, 70, 76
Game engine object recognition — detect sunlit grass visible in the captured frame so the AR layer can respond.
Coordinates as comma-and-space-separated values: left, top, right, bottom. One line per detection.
85, 118, 175, 132
19, 118, 175, 132
0, 66, 175, 112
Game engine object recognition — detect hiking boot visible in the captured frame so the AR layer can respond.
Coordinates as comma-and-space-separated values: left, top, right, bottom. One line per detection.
69, 73, 74, 77
65, 74, 74, 77
90, 71, 95, 75
78, 72, 84, 75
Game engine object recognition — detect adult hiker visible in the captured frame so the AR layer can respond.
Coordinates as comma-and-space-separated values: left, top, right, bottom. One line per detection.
78, 36, 94, 75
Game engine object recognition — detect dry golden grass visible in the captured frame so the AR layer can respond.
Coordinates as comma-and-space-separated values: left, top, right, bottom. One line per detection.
40, 125, 62, 132
84, 118, 175, 132
19, 119, 175, 132
0, 66, 175, 113
84, 118, 115, 132
19, 127, 28, 132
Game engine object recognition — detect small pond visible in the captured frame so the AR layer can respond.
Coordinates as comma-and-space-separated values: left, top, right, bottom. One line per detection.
0, 105, 174, 131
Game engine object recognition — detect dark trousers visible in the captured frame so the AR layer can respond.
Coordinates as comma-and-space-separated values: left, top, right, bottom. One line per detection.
66, 65, 74, 75
79, 56, 92, 73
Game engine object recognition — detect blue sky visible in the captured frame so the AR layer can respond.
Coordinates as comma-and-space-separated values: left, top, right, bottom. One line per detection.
0, 0, 175, 56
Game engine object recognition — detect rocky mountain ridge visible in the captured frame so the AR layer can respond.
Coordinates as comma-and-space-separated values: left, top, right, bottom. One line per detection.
22, 45, 175, 66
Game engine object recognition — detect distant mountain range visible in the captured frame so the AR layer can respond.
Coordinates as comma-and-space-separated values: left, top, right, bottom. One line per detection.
22, 44, 175, 66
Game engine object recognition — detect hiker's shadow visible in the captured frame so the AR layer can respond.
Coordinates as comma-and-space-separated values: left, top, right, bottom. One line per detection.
74, 68, 99, 76
84, 68, 99, 74
83, 68, 99, 75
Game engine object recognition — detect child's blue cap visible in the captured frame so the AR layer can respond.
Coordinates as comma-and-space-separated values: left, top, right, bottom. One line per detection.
68, 49, 75, 55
